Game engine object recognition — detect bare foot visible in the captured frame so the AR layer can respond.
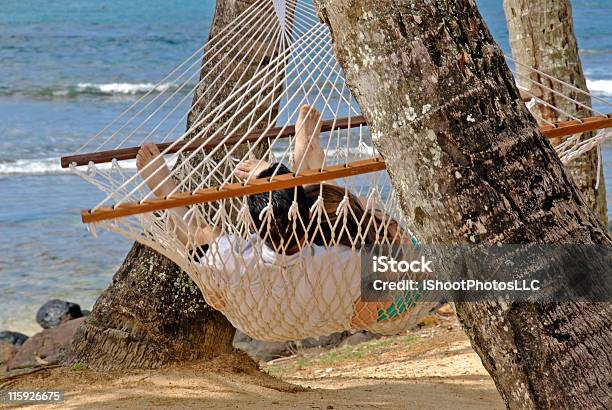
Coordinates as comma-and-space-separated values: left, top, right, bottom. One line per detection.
136, 143, 174, 198
293, 105, 324, 171
234, 159, 271, 181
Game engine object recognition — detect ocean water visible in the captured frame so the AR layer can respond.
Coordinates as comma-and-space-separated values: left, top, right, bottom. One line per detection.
1, 0, 611, 335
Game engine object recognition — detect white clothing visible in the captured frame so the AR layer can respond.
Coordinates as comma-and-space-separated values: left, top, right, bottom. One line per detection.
195, 234, 361, 341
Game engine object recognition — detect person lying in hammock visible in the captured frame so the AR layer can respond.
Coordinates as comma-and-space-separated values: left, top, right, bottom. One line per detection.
233, 105, 415, 247
136, 105, 426, 340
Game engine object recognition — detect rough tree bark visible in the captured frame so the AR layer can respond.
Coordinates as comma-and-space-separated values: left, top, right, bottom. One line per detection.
316, 0, 612, 408
504, 0, 608, 226
68, 0, 276, 370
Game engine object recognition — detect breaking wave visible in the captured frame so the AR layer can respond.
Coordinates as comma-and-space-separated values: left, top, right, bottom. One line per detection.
73, 82, 177, 95
0, 157, 137, 176
0, 82, 180, 98
587, 79, 612, 97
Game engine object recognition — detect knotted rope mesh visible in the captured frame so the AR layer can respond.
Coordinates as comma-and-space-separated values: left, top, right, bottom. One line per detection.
68, 0, 611, 341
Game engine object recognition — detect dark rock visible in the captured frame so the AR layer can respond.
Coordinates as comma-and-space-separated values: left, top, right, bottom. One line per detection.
339, 332, 379, 347
7, 317, 85, 371
81, 310, 91, 316
0, 341, 18, 365
233, 330, 252, 345
301, 331, 351, 349
0, 331, 29, 347
233, 331, 292, 362
36, 299, 83, 329
233, 330, 380, 362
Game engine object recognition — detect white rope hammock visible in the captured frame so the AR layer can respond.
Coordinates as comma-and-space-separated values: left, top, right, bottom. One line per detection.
62, 0, 612, 342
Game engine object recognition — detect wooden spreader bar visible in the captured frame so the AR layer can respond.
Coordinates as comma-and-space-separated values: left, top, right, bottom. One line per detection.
62, 114, 611, 169
539, 114, 612, 139
82, 157, 387, 223
62, 115, 368, 168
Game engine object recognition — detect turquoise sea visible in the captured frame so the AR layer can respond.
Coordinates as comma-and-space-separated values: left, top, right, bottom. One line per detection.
1, 0, 611, 334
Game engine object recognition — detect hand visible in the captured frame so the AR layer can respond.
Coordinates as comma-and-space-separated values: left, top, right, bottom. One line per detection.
234, 159, 271, 181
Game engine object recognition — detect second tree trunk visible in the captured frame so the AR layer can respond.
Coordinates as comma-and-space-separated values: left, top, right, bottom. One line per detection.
504, 0, 608, 226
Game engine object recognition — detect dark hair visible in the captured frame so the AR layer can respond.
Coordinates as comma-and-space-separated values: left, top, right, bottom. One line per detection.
303, 184, 409, 248
248, 163, 310, 251
303, 184, 373, 247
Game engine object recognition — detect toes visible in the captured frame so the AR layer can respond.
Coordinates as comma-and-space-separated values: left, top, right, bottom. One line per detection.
145, 144, 156, 156
139, 146, 150, 159
307, 107, 320, 119
142, 143, 158, 157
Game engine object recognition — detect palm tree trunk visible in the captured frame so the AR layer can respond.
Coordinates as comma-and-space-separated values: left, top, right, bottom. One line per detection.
316, 0, 612, 408
504, 0, 608, 226
68, 0, 272, 371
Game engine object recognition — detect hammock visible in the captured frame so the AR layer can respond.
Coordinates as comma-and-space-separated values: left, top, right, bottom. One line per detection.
60, 0, 612, 342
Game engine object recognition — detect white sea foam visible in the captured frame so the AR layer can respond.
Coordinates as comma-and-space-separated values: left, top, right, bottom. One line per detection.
75, 82, 176, 95
0, 158, 65, 176
0, 157, 138, 176
586, 79, 612, 97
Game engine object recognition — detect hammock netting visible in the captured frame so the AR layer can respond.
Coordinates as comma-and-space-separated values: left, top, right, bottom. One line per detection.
64, 0, 612, 342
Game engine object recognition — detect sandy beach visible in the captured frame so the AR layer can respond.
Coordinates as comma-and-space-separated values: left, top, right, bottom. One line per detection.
2, 318, 503, 409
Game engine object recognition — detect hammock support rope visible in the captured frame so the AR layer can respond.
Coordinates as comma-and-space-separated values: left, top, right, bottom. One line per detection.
61, 112, 612, 168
